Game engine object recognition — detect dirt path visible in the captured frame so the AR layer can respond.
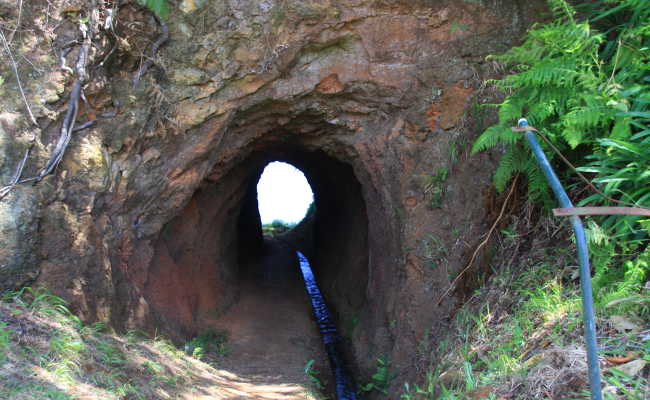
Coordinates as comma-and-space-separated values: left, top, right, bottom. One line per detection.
198, 240, 331, 399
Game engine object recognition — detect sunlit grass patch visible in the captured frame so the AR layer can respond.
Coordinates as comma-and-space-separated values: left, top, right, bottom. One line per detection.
0, 286, 235, 399
400, 225, 649, 399
47, 330, 87, 382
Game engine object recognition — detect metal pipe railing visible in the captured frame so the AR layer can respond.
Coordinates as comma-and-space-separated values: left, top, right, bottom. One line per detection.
518, 118, 602, 400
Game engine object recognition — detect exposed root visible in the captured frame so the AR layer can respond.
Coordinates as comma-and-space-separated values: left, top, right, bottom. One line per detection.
0, 1, 100, 199
437, 174, 520, 305
512, 345, 589, 399
0, 148, 30, 199
6, 0, 23, 44
132, 13, 169, 88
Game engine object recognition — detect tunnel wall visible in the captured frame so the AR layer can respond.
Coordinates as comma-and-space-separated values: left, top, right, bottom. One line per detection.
143, 166, 251, 336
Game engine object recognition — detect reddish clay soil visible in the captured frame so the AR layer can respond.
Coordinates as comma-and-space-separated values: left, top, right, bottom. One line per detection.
202, 240, 331, 399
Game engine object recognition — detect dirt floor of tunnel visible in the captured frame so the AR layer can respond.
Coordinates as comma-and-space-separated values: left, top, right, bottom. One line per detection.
200, 239, 332, 399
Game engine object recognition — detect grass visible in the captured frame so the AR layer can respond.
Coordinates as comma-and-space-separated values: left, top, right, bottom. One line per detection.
401, 217, 649, 400
359, 357, 396, 395
422, 169, 449, 209
2, 383, 74, 400
184, 329, 230, 361
0, 287, 234, 399
47, 330, 86, 382
0, 321, 9, 363
304, 359, 331, 400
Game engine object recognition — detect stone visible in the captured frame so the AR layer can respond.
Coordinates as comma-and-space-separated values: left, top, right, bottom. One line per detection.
610, 315, 642, 333
468, 386, 495, 400
0, 187, 41, 291
614, 359, 647, 377
233, 46, 262, 63
315, 73, 344, 94
426, 83, 475, 130
169, 68, 209, 86
179, 0, 206, 14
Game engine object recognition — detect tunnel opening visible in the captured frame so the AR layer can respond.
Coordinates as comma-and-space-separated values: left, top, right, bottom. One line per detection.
235, 146, 370, 325
256, 161, 314, 236
245, 160, 316, 286
237, 160, 315, 291
144, 141, 371, 390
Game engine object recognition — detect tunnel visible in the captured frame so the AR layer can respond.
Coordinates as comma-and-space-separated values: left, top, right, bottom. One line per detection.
141, 135, 372, 380
238, 146, 369, 306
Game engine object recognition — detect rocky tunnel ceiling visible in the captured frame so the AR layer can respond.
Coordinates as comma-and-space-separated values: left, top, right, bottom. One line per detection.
0, 0, 547, 381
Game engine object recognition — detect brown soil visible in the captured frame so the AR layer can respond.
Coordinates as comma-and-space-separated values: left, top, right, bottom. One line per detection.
0, 239, 332, 400
204, 239, 332, 399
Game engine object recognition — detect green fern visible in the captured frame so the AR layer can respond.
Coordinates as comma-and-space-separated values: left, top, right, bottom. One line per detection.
473, 0, 650, 316
472, 0, 646, 203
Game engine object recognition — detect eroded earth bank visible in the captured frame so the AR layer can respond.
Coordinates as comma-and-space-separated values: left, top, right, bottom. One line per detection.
0, 0, 545, 397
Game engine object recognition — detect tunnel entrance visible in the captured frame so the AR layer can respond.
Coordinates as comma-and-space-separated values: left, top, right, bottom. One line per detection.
249, 160, 315, 284
257, 161, 314, 231
234, 147, 370, 342
143, 143, 370, 395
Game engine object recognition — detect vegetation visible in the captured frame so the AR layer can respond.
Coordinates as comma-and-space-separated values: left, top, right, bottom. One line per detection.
471, 0, 648, 348
423, 168, 449, 209
261, 203, 314, 236
402, 3, 650, 397
401, 223, 649, 399
304, 359, 331, 400
262, 219, 298, 236
138, 0, 169, 19
0, 287, 232, 399
359, 357, 396, 395
183, 329, 230, 360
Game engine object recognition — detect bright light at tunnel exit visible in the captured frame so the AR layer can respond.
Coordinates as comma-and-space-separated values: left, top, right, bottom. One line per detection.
257, 162, 314, 224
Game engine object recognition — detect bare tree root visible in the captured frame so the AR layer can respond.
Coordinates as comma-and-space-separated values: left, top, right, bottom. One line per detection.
437, 174, 520, 305
133, 13, 169, 88
6, 0, 23, 43
0, 148, 30, 199
0, 1, 100, 199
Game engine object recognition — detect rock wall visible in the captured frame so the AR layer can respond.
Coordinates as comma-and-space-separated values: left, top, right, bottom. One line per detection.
0, 0, 545, 393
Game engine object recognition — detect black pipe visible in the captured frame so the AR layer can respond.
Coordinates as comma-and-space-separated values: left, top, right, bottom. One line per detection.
296, 251, 358, 400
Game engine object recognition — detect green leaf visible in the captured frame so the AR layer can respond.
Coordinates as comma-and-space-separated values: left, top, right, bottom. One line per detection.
611, 116, 632, 139
140, 0, 169, 19
615, 111, 650, 119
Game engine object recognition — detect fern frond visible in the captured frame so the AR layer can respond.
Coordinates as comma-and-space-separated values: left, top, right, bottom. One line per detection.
498, 97, 524, 123
524, 158, 552, 205
548, 0, 576, 21
564, 103, 609, 127
472, 125, 508, 153
493, 146, 528, 192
